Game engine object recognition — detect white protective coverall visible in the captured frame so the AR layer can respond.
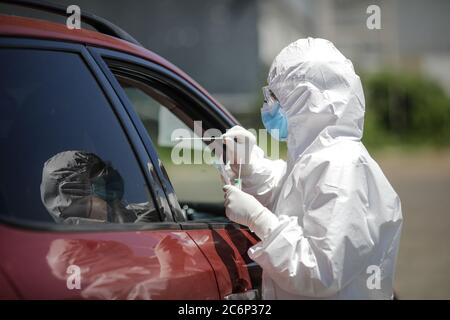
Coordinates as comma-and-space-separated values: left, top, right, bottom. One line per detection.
224, 38, 403, 299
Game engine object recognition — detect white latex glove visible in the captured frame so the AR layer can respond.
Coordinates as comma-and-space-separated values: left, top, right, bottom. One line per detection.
223, 185, 279, 239
222, 126, 257, 176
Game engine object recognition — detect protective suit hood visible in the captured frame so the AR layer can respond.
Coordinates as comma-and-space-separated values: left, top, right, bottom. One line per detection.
267, 38, 365, 159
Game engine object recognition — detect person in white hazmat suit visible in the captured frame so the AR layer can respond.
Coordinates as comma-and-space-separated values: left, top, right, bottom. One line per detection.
221, 38, 403, 299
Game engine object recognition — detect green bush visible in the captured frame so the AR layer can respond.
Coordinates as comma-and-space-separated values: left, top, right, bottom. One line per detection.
362, 71, 450, 147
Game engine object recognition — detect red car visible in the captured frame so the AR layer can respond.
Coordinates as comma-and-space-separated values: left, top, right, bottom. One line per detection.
0, 1, 261, 299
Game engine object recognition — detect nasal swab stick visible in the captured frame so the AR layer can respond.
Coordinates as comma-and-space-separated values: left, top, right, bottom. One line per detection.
174, 137, 224, 141
174, 136, 238, 142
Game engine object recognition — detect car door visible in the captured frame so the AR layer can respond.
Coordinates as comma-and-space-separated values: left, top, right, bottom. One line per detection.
90, 47, 263, 299
0, 38, 219, 300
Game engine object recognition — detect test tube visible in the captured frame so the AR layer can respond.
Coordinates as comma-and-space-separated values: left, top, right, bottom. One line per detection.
233, 161, 242, 190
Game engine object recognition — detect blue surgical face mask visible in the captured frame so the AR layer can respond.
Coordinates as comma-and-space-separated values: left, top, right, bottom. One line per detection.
261, 102, 288, 141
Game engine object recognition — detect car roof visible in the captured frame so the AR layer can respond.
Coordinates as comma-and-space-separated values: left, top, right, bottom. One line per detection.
0, 14, 236, 121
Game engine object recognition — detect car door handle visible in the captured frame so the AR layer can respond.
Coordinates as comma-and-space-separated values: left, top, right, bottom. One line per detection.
224, 289, 259, 300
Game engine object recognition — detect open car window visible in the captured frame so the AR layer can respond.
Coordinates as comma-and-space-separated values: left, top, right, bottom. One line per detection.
107, 63, 229, 222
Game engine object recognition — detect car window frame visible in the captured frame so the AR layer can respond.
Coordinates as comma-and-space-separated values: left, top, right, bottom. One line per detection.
88, 47, 241, 228
0, 37, 178, 232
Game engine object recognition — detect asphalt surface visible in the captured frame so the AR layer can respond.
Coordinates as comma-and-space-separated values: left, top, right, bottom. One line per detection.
375, 149, 450, 299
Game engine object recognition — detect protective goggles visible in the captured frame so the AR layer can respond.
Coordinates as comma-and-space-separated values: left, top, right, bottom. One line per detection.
262, 85, 279, 105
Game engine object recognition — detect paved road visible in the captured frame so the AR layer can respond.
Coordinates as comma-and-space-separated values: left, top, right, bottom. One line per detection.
376, 149, 450, 299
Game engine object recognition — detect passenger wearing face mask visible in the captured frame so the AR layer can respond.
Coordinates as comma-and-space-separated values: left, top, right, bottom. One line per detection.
222, 38, 403, 299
